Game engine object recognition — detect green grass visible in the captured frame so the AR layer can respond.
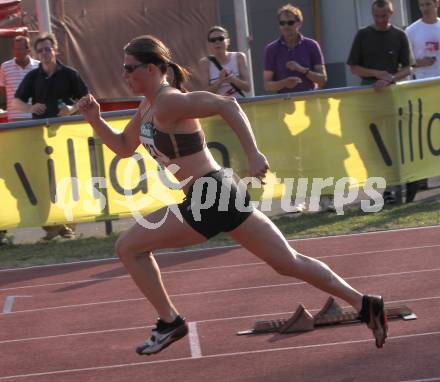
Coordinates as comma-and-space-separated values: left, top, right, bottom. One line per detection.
0, 235, 118, 269
1, 199, 439, 269
274, 198, 440, 238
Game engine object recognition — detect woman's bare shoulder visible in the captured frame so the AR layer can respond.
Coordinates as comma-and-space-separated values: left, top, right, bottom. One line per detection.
136, 97, 150, 114
235, 51, 247, 62
156, 90, 223, 124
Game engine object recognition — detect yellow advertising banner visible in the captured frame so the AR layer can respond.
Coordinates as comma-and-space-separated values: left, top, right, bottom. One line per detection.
0, 117, 185, 229
1, 79, 439, 229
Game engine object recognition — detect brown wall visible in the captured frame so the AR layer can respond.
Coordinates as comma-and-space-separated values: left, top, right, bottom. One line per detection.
19, 0, 218, 99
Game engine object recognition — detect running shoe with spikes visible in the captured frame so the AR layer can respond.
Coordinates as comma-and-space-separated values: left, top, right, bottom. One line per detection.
136, 315, 188, 355
359, 295, 388, 348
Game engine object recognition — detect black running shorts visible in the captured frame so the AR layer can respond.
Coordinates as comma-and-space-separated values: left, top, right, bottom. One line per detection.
178, 169, 253, 239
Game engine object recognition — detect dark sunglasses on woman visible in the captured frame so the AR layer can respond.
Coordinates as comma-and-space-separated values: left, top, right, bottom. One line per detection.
279, 20, 297, 26
123, 63, 147, 74
208, 36, 226, 43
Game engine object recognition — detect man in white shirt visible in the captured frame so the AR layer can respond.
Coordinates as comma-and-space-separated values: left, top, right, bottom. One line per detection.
0, 35, 39, 121
404, 0, 440, 202
0, 36, 39, 245
406, 0, 440, 79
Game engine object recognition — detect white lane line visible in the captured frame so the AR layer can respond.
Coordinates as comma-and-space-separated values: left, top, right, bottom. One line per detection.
401, 378, 440, 382
3, 297, 15, 314
2, 267, 440, 316
2, 296, 31, 313
0, 275, 131, 292
1, 294, 439, 345
318, 244, 440, 259
0, 330, 439, 380
1, 224, 439, 273
0, 247, 233, 273
188, 322, 202, 358
2, 243, 440, 292
0, 262, 263, 292
0, 325, 152, 345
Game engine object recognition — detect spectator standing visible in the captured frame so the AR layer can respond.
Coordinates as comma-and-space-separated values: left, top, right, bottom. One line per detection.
13, 33, 89, 240
347, 0, 415, 204
0, 35, 39, 246
347, 0, 413, 90
14, 33, 88, 119
404, 0, 440, 201
0, 36, 39, 121
406, 0, 440, 79
263, 3, 327, 94
199, 26, 250, 97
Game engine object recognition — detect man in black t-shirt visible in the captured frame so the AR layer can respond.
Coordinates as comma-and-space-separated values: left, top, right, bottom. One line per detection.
14, 33, 88, 119
13, 33, 89, 240
347, 0, 414, 90
347, 0, 417, 204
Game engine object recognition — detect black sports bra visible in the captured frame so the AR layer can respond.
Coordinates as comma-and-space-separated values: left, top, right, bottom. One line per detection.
139, 119, 205, 161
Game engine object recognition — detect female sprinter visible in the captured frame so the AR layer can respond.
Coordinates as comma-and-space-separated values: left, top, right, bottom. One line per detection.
78, 35, 387, 355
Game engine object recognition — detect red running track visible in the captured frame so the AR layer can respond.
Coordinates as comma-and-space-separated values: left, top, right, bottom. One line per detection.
1, 226, 440, 382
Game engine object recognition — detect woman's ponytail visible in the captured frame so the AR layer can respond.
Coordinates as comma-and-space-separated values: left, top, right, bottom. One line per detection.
168, 61, 190, 93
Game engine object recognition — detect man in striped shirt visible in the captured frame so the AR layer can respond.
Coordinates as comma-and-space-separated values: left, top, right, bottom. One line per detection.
0, 36, 39, 245
0, 35, 39, 121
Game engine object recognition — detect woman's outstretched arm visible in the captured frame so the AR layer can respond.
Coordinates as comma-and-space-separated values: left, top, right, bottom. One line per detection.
78, 94, 141, 158
155, 91, 269, 179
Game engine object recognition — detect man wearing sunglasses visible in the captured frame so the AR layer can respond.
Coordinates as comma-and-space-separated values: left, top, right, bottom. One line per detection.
263, 3, 327, 93
14, 33, 88, 119
13, 33, 89, 241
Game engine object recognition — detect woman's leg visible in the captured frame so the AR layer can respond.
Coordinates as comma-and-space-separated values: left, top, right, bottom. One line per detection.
227, 209, 363, 311
115, 206, 206, 322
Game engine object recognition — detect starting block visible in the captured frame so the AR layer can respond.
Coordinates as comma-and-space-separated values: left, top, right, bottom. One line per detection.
237, 297, 416, 336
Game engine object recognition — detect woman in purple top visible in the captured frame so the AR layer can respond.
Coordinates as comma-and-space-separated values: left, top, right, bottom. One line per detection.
263, 4, 327, 93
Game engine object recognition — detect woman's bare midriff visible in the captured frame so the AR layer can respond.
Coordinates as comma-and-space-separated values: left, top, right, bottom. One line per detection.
152, 106, 223, 194
162, 147, 221, 194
